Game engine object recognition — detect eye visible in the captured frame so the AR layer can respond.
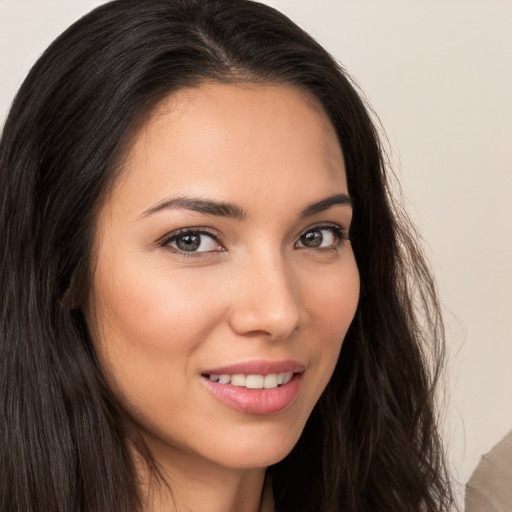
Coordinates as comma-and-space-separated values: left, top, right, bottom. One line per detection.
161, 229, 223, 253
295, 225, 345, 249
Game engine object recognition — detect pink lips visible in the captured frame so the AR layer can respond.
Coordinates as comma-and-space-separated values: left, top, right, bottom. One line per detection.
200, 359, 305, 415
202, 359, 306, 376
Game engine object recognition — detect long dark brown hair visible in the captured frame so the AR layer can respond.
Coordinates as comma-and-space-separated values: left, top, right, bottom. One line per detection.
0, 0, 454, 510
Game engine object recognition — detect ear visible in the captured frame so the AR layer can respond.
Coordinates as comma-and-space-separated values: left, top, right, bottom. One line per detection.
59, 269, 80, 309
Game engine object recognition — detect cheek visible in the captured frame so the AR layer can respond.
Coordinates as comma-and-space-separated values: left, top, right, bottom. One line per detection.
97, 266, 218, 347
89, 263, 232, 437
89, 259, 227, 397
306, 257, 360, 338
300, 257, 359, 391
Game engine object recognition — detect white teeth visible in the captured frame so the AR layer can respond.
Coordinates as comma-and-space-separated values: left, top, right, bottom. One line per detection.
245, 375, 264, 389
230, 374, 246, 387
207, 372, 294, 388
263, 374, 278, 389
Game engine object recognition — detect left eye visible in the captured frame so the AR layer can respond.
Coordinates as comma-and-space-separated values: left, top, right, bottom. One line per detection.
295, 226, 341, 249
166, 231, 221, 253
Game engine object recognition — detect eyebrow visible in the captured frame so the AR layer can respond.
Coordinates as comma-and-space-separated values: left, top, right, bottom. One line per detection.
298, 193, 352, 218
140, 193, 352, 220
140, 196, 247, 220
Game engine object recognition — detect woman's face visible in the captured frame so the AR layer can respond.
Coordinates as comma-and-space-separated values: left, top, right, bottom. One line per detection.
89, 83, 359, 471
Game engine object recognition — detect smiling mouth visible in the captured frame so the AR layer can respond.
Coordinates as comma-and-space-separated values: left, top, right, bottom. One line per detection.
202, 372, 294, 389
200, 364, 304, 414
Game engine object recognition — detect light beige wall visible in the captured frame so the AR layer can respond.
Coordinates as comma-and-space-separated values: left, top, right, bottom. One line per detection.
1, 0, 511, 505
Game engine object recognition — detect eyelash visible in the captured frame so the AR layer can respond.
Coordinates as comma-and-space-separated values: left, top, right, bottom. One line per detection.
296, 224, 348, 250
157, 223, 349, 257
158, 227, 223, 258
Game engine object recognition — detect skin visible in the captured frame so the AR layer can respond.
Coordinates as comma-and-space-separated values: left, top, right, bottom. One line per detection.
88, 83, 360, 512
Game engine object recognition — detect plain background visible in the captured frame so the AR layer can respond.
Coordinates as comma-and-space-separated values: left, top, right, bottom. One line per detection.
1, 0, 511, 506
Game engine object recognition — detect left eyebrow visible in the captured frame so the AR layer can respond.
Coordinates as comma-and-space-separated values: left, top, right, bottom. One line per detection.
139, 196, 247, 220
299, 193, 352, 218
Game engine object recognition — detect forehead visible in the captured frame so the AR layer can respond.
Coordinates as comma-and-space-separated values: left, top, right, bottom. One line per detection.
111, 82, 347, 216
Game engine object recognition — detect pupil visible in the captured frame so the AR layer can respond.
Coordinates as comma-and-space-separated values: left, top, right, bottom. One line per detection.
302, 230, 322, 247
177, 234, 200, 251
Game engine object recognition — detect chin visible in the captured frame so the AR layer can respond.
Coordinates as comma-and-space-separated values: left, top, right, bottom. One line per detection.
208, 419, 307, 470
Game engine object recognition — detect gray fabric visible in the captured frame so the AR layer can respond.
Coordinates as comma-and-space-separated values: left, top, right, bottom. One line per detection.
465, 430, 512, 511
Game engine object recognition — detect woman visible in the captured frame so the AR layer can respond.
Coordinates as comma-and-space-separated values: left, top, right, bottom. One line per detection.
0, 0, 454, 511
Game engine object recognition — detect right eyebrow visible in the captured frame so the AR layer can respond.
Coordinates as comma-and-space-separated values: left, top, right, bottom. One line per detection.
139, 196, 247, 220
299, 193, 353, 218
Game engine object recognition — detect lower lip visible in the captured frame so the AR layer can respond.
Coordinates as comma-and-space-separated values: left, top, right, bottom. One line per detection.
201, 373, 303, 415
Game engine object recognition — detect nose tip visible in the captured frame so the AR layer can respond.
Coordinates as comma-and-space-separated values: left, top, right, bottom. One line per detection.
228, 264, 301, 341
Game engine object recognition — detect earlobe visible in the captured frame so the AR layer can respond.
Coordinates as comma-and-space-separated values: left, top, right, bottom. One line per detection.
59, 269, 82, 309
60, 286, 73, 308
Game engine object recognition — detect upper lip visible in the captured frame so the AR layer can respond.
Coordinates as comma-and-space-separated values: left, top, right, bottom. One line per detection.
201, 359, 306, 376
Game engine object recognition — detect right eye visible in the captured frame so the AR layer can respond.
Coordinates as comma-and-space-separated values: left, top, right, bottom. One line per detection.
295, 224, 347, 250
162, 229, 224, 254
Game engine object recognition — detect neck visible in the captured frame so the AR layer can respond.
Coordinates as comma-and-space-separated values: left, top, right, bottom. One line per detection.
133, 439, 275, 512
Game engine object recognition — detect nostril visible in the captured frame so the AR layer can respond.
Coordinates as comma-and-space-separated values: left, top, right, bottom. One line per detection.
228, 297, 300, 340
227, 261, 301, 339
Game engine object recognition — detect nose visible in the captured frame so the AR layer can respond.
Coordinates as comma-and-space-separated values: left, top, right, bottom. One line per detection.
228, 251, 301, 341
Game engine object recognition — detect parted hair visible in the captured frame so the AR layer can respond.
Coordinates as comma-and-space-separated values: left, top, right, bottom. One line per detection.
0, 1, 454, 511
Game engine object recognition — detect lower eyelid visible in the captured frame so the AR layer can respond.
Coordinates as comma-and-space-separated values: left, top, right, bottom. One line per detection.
296, 225, 347, 247
156, 230, 224, 256
158, 225, 348, 253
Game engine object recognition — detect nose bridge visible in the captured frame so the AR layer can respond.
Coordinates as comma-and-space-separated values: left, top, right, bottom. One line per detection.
229, 246, 300, 340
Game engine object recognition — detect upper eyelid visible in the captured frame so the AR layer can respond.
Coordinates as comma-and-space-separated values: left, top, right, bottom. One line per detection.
158, 227, 222, 247
298, 222, 348, 236
157, 222, 348, 248
296, 224, 347, 241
